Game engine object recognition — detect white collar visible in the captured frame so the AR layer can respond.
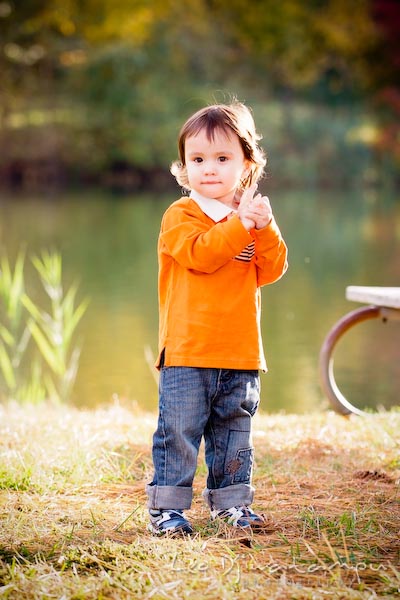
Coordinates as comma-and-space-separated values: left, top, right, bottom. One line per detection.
189, 190, 235, 223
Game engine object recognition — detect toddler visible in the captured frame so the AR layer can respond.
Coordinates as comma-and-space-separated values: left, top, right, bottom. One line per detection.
146, 101, 288, 535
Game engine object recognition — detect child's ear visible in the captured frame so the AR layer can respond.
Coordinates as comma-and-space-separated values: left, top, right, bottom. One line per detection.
240, 163, 253, 188
243, 160, 251, 174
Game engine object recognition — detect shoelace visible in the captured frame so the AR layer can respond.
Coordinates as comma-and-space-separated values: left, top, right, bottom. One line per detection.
155, 510, 183, 524
224, 506, 250, 526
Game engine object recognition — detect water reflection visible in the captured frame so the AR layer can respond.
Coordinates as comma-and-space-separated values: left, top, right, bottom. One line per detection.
1, 188, 399, 413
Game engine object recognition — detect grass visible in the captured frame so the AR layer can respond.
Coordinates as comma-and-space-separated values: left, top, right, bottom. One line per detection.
0, 402, 399, 599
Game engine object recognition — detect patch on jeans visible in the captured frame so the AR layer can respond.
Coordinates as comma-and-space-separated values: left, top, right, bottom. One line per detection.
226, 458, 242, 475
232, 447, 253, 484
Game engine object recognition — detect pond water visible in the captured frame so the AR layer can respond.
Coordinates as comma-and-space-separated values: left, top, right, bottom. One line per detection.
1, 186, 399, 413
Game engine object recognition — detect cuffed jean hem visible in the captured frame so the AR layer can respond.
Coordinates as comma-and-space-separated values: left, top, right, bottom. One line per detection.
146, 484, 193, 510
202, 483, 255, 511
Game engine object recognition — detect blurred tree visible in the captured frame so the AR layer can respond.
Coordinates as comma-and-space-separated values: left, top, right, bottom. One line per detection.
202, 0, 381, 99
0, 0, 84, 182
0, 0, 398, 185
369, 0, 400, 163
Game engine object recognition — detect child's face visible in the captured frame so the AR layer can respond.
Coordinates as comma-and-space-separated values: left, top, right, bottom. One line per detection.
184, 127, 250, 207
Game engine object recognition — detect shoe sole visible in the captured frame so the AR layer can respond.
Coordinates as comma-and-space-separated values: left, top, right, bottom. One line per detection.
147, 523, 194, 536
213, 517, 266, 531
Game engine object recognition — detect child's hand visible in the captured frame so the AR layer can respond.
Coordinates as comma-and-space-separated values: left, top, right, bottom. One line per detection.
237, 184, 257, 231
249, 195, 272, 229
237, 185, 272, 231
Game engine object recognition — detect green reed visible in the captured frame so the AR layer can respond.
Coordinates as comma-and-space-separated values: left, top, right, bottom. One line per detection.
0, 250, 89, 403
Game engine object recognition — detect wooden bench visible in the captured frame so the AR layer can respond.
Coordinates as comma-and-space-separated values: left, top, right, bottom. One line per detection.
319, 286, 400, 415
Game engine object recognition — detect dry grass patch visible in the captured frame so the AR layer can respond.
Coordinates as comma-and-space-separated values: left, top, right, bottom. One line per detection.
0, 403, 399, 599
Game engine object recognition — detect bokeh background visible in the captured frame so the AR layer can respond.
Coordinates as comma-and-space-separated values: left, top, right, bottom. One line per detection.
1, 0, 400, 188
1, 0, 399, 413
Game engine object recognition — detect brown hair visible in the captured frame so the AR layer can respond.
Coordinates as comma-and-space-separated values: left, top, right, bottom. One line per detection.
170, 102, 267, 191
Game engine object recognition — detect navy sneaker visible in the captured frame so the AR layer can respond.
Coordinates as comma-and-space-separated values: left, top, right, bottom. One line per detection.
211, 505, 265, 529
148, 509, 193, 536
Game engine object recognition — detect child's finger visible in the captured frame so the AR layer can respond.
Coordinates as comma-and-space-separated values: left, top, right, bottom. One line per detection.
263, 195, 271, 209
250, 195, 269, 211
239, 183, 258, 206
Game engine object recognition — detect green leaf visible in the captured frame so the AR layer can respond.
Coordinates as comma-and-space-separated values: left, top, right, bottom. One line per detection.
0, 342, 16, 390
32, 251, 62, 288
21, 294, 43, 322
44, 373, 61, 404
61, 283, 78, 319
0, 255, 12, 293
0, 251, 25, 323
10, 251, 25, 315
64, 297, 90, 348
0, 324, 15, 347
27, 320, 64, 375
18, 360, 46, 405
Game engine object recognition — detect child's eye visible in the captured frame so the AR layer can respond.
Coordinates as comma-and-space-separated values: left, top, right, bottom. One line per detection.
218, 156, 228, 162
193, 157, 203, 163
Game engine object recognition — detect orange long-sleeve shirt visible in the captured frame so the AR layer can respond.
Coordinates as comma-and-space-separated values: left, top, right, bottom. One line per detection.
156, 193, 288, 371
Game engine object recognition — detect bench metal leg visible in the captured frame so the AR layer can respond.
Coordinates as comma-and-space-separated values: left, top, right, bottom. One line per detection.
319, 305, 382, 415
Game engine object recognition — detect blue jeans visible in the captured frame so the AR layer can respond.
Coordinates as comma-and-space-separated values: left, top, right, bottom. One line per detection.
146, 366, 260, 511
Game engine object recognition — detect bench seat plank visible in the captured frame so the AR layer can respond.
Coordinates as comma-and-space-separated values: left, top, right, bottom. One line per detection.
346, 286, 400, 309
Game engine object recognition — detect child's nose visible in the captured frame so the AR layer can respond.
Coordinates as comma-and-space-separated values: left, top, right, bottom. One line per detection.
204, 161, 216, 174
